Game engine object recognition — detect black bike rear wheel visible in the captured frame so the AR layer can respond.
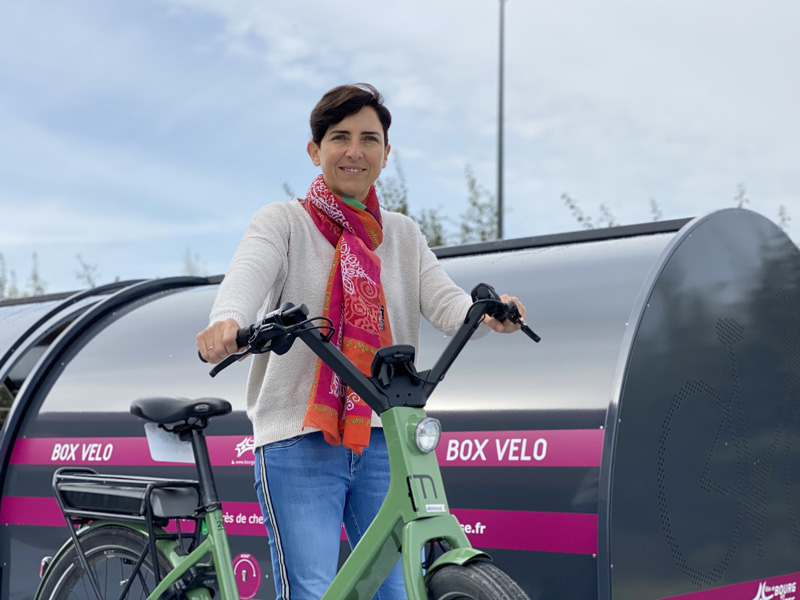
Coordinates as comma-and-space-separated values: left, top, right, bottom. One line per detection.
37, 525, 172, 600
426, 560, 531, 600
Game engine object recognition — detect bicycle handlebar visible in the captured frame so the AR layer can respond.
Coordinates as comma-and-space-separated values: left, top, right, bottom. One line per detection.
202, 283, 540, 413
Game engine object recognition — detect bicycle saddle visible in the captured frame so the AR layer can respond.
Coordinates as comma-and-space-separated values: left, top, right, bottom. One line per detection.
130, 397, 232, 424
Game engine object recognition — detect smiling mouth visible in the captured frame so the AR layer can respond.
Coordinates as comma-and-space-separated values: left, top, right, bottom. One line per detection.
341, 167, 365, 173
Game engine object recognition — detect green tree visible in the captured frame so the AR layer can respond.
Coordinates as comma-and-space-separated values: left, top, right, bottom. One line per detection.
734, 182, 750, 208
562, 184, 794, 238
376, 151, 409, 215
778, 205, 791, 230
26, 252, 47, 296
183, 248, 205, 277
459, 165, 499, 244
0, 253, 7, 299
75, 254, 100, 288
7, 269, 21, 299
561, 193, 618, 230
735, 183, 791, 232
377, 152, 449, 247
650, 198, 663, 222
416, 208, 447, 247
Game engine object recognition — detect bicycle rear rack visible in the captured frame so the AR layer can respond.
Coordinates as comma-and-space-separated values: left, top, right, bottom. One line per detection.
54, 467, 201, 523
52, 467, 206, 596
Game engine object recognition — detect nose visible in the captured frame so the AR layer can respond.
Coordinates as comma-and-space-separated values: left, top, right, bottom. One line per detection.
345, 139, 363, 159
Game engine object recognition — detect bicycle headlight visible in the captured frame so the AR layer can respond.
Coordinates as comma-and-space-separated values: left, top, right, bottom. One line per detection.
414, 417, 441, 453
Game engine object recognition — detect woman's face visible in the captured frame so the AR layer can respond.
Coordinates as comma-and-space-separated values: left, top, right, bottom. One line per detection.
307, 106, 390, 203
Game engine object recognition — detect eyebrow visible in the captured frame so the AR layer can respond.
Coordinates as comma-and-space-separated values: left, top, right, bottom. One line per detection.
328, 129, 383, 138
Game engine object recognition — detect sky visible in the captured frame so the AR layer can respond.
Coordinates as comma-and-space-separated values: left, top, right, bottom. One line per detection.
1, 0, 798, 294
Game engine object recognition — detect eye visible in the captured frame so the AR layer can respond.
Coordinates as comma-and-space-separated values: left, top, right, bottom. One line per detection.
364, 135, 380, 143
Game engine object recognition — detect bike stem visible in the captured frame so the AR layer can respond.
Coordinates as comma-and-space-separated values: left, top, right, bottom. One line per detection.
422, 301, 490, 400
297, 328, 392, 413
295, 301, 490, 415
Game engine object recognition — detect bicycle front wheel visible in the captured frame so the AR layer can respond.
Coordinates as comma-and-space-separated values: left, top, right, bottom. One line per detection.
426, 560, 531, 600
37, 524, 172, 600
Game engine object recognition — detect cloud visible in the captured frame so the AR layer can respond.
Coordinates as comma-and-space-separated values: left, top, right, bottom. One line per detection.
0, 198, 245, 246
1, 0, 797, 296
0, 106, 267, 222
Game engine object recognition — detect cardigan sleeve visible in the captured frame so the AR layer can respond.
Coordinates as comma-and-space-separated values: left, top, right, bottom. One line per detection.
209, 202, 291, 327
416, 229, 475, 337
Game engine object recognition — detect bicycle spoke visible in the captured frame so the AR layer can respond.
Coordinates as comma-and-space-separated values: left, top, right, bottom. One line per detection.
81, 567, 93, 599
135, 564, 153, 599
39, 526, 171, 600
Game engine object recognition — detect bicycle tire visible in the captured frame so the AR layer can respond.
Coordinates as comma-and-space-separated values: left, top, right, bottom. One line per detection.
37, 524, 173, 600
426, 560, 532, 600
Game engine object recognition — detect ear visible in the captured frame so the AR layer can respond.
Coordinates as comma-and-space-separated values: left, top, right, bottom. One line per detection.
382, 143, 391, 168
307, 141, 321, 166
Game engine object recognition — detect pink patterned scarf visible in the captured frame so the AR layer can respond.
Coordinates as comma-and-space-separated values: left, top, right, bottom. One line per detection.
301, 174, 393, 453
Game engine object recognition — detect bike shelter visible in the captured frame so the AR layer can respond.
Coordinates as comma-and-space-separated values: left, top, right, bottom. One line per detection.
1, 208, 798, 600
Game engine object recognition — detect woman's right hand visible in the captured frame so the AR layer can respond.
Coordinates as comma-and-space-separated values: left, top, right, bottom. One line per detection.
196, 318, 245, 364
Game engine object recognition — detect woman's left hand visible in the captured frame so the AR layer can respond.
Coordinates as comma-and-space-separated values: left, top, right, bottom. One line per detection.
484, 294, 526, 333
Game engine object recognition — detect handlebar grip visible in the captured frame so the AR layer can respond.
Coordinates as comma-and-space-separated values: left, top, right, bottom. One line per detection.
236, 326, 253, 348
198, 324, 254, 364
471, 283, 509, 322
279, 302, 310, 325
470, 282, 501, 302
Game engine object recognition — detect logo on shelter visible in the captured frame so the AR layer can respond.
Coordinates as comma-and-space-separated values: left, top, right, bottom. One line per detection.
231, 437, 256, 465
753, 580, 797, 600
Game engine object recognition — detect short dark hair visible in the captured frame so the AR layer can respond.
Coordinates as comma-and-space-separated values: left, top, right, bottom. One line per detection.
310, 83, 391, 146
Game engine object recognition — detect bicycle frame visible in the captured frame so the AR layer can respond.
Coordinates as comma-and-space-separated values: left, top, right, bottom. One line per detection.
146, 506, 237, 600
321, 406, 484, 600
290, 294, 502, 599
38, 284, 534, 600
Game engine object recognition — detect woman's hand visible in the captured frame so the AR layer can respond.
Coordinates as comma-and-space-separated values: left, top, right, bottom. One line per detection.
196, 318, 244, 364
483, 294, 526, 333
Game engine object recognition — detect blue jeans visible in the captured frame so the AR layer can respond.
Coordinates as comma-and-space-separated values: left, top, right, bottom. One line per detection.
254, 429, 406, 600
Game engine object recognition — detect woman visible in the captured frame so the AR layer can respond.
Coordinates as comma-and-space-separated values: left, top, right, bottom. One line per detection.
196, 83, 524, 600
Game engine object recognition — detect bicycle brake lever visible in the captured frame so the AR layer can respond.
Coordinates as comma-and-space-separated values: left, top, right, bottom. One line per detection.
519, 323, 541, 343
209, 348, 252, 378
506, 300, 541, 343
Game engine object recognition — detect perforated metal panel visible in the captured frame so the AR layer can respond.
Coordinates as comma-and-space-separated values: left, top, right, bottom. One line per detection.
603, 209, 800, 599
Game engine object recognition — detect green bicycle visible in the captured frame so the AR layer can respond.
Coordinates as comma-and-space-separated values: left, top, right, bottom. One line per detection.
35, 283, 539, 600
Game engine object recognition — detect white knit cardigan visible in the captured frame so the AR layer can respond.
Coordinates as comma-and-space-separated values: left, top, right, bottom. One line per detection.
210, 199, 475, 448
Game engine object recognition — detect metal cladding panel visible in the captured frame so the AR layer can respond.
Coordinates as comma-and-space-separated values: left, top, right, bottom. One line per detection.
22, 232, 674, 425
418, 232, 672, 598
0, 228, 680, 600
30, 284, 243, 418
420, 232, 672, 419
606, 209, 800, 600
